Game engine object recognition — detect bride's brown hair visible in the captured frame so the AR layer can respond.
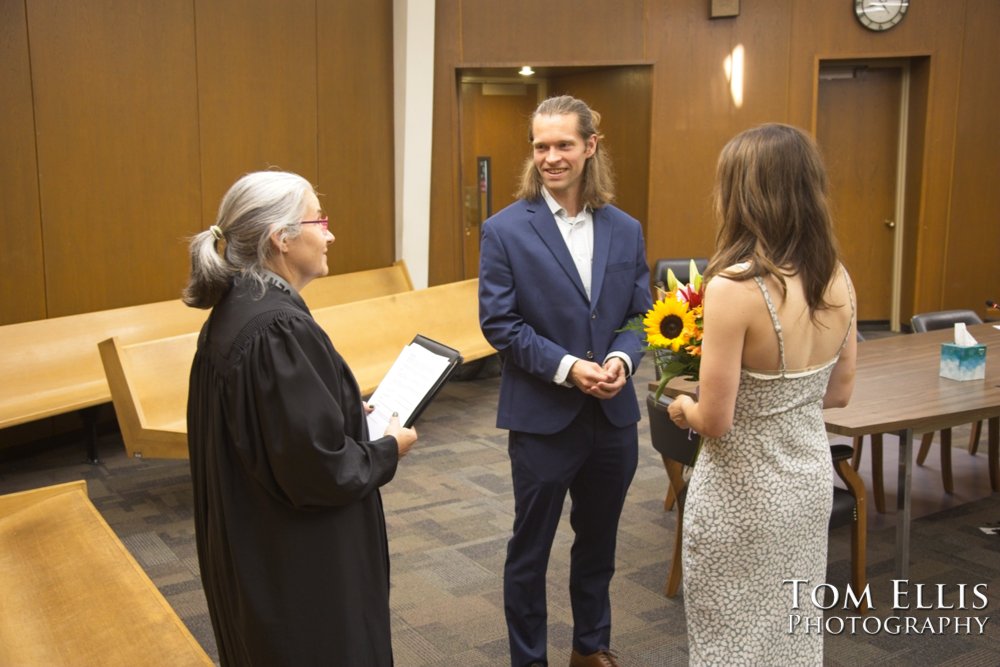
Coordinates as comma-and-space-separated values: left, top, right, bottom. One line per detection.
705, 123, 840, 316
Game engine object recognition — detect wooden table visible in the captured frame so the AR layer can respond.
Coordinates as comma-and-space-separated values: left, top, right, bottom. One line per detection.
823, 323, 1000, 577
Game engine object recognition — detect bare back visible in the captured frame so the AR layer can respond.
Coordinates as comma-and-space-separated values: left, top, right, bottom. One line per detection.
733, 266, 854, 374
689, 262, 857, 438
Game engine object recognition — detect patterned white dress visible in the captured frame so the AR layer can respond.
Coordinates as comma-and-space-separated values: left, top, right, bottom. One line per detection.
682, 274, 853, 666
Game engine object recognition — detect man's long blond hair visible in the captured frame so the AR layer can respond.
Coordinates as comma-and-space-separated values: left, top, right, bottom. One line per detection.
515, 95, 615, 209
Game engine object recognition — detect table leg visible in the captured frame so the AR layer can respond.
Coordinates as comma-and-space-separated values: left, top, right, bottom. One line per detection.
989, 417, 999, 492
940, 428, 953, 494
895, 427, 912, 579
871, 433, 885, 514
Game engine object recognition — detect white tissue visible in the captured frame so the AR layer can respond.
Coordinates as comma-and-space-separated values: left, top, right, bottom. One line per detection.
954, 322, 978, 346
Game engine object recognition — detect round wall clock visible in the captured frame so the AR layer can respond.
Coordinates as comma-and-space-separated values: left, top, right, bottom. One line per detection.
854, 0, 909, 31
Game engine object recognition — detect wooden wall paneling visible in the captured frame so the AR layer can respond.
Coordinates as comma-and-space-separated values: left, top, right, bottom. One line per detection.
892, 9, 966, 316
432, 0, 648, 283
431, 0, 1000, 305
0, 0, 45, 324
27, 0, 202, 316
429, 0, 464, 285
458, 83, 480, 280
943, 0, 1000, 314
461, 83, 537, 220
433, 0, 648, 284
788, 0, 968, 318
195, 0, 318, 229
458, 0, 645, 66
458, 80, 538, 279
317, 0, 395, 274
644, 1, 794, 266
549, 67, 652, 239
898, 58, 930, 326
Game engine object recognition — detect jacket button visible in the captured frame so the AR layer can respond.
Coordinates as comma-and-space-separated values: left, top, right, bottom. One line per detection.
591, 312, 598, 320
586, 350, 594, 359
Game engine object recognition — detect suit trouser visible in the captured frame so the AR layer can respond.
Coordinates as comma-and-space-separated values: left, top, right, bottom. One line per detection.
504, 397, 639, 667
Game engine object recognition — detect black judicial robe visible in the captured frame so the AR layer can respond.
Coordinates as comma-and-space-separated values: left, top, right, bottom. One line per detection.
187, 278, 399, 667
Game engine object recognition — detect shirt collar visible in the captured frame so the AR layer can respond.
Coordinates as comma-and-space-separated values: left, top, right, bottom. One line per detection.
541, 187, 590, 221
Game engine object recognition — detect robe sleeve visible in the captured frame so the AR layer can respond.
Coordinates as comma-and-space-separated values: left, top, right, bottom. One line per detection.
225, 312, 399, 509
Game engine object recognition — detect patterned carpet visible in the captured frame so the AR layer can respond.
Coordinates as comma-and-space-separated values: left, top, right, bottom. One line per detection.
1, 355, 998, 666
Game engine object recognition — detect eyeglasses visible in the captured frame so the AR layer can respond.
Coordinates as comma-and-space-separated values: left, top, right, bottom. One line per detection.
300, 216, 329, 232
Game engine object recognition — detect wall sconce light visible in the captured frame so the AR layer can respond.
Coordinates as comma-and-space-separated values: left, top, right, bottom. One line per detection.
724, 44, 745, 108
518, 66, 535, 77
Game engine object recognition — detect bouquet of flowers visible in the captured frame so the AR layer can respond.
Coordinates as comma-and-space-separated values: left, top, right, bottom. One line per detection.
630, 260, 705, 399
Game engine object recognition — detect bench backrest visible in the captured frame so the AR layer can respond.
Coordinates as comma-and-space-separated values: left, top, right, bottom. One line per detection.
0, 261, 413, 431
99, 334, 195, 459
312, 278, 493, 394
0, 480, 214, 666
102, 278, 494, 458
0, 301, 208, 428
300, 259, 412, 308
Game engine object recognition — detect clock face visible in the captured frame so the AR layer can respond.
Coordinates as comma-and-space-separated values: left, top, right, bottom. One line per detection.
855, 0, 909, 31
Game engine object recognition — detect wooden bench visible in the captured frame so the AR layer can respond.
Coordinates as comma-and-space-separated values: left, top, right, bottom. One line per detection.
99, 333, 197, 459
0, 261, 412, 459
312, 278, 493, 395
0, 480, 213, 666
0, 300, 210, 460
300, 259, 412, 309
99, 278, 494, 459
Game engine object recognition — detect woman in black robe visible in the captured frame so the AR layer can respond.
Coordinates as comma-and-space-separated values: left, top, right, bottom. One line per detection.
182, 171, 417, 666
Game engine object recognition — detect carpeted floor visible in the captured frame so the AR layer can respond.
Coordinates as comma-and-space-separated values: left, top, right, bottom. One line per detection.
1, 355, 998, 666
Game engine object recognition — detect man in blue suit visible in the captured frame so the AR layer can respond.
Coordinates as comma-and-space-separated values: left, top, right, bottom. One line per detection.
479, 95, 652, 667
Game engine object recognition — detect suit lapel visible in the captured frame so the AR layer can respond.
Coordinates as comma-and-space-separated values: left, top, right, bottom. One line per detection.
589, 207, 612, 307
526, 202, 589, 302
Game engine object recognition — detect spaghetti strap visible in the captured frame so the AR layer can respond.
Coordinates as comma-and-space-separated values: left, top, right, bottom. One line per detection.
838, 264, 857, 352
753, 276, 786, 375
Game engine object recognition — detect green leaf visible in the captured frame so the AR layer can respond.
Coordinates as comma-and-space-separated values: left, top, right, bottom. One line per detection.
666, 268, 679, 292
690, 259, 703, 292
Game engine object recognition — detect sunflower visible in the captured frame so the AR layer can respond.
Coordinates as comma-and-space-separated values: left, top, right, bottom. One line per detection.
643, 297, 697, 352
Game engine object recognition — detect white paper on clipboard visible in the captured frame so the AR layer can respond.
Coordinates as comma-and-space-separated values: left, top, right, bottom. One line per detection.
365, 337, 459, 437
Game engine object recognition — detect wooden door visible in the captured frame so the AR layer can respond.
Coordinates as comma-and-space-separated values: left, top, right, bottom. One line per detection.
459, 81, 539, 279
817, 66, 903, 324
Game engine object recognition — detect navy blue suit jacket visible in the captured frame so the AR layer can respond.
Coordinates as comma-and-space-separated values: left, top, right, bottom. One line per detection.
478, 198, 652, 435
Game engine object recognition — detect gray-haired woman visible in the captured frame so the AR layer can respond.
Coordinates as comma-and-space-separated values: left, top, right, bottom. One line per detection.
184, 170, 416, 666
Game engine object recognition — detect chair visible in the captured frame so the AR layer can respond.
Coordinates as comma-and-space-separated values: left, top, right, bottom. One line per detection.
910, 310, 990, 493
646, 393, 867, 610
652, 257, 709, 290
646, 393, 700, 597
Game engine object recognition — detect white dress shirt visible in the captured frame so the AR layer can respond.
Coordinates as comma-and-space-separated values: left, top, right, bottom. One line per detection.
540, 188, 633, 385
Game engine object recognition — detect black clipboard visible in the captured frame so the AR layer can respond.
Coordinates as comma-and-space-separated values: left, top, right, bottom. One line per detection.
365, 335, 463, 434
402, 335, 463, 427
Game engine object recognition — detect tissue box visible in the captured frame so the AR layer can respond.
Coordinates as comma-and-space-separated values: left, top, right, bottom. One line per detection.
940, 343, 986, 381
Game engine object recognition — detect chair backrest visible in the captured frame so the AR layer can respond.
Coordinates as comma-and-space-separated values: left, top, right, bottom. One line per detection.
910, 309, 983, 333
646, 393, 700, 466
652, 258, 709, 288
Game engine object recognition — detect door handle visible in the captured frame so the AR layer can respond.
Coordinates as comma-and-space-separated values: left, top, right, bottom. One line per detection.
884, 219, 896, 229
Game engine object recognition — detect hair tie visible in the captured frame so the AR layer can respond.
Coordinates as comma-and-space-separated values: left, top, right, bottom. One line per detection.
210, 225, 224, 241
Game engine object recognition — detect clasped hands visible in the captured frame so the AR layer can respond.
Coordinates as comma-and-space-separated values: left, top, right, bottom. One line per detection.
569, 357, 626, 399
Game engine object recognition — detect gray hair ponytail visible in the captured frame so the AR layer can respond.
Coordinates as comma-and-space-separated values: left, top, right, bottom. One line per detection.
182, 171, 313, 308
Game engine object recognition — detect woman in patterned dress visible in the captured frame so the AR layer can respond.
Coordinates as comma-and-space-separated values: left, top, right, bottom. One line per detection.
668, 124, 857, 666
